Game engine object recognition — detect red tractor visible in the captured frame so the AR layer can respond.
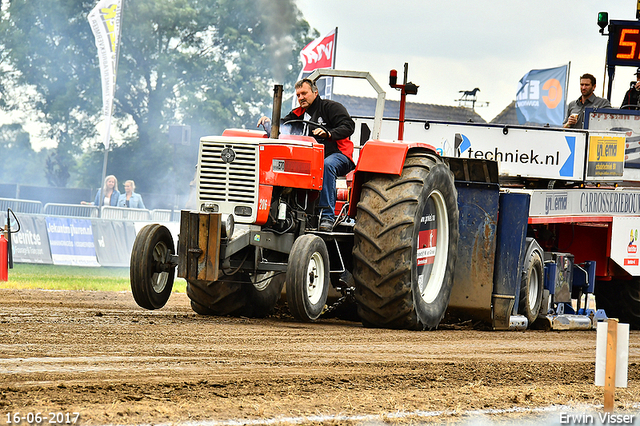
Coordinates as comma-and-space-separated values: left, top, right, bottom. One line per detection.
130, 70, 460, 330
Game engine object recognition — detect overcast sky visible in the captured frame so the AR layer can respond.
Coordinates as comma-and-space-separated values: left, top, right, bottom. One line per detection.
296, 0, 636, 122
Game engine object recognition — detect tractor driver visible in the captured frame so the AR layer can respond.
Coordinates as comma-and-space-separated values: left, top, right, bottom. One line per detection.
257, 79, 355, 232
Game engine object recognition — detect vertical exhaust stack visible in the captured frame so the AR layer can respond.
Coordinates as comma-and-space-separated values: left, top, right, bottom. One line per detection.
271, 84, 283, 139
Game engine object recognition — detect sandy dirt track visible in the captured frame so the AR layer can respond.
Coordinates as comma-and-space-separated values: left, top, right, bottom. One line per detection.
1, 288, 640, 425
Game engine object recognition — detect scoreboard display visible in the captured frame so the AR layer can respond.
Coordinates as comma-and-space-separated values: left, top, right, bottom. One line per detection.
607, 20, 640, 67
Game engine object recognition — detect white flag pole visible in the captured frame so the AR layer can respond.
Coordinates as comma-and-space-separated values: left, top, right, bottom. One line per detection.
99, 116, 112, 208
564, 61, 571, 124
328, 27, 337, 99
89, 0, 123, 208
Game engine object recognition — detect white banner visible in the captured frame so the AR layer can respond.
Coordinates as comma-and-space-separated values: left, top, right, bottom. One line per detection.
528, 188, 640, 217
352, 119, 589, 181
88, 0, 123, 149
611, 217, 640, 276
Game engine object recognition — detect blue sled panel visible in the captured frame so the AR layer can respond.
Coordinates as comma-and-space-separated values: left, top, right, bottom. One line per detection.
446, 183, 499, 324
492, 192, 531, 329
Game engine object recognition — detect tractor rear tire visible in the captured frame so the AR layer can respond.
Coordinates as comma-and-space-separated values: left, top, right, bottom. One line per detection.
247, 272, 286, 318
187, 271, 286, 317
187, 277, 247, 316
130, 224, 175, 310
190, 299, 215, 315
353, 151, 459, 330
286, 234, 330, 321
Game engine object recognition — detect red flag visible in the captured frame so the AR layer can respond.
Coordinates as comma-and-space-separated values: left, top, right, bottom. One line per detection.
293, 28, 337, 107
301, 28, 336, 72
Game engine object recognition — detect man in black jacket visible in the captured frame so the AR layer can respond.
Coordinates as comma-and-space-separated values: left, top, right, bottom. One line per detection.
621, 67, 640, 110
258, 79, 355, 231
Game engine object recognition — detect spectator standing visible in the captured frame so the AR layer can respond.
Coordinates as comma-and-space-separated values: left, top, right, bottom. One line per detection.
81, 175, 120, 206
563, 73, 611, 129
621, 68, 640, 110
118, 180, 146, 209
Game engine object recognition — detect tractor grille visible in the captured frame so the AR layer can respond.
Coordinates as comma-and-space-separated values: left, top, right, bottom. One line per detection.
198, 139, 259, 207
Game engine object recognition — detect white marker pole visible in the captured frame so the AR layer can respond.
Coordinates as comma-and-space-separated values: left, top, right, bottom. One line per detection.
595, 318, 630, 413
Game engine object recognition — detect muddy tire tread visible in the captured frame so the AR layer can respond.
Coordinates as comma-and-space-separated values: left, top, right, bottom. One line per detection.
353, 151, 458, 330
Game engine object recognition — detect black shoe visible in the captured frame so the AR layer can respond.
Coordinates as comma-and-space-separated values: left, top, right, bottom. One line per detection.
318, 217, 334, 232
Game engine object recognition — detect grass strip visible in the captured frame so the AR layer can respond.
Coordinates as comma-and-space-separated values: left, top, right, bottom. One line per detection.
0, 263, 187, 292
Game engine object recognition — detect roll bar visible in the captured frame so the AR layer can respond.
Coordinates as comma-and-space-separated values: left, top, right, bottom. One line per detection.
307, 69, 386, 140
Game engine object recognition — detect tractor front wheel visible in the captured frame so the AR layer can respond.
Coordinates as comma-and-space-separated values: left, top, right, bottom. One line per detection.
286, 235, 330, 321
130, 224, 176, 310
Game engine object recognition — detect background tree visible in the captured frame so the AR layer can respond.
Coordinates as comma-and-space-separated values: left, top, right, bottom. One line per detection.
0, 124, 48, 186
0, 0, 316, 206
0, 1, 102, 187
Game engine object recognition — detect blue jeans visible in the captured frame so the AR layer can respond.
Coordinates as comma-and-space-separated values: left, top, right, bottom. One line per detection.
319, 152, 354, 221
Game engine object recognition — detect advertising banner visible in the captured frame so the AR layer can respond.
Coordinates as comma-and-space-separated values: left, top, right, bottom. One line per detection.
11, 216, 52, 264
515, 65, 568, 126
420, 122, 585, 180
586, 109, 640, 169
0, 212, 180, 267
611, 216, 640, 275
88, 0, 123, 149
351, 120, 589, 181
528, 188, 640, 217
92, 220, 136, 267
586, 135, 625, 177
45, 217, 100, 266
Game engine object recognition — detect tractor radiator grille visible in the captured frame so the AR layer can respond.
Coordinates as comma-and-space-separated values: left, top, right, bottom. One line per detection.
198, 140, 259, 205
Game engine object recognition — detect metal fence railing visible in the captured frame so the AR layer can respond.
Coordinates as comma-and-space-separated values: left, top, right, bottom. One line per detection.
101, 206, 152, 221
150, 209, 172, 222
43, 203, 99, 218
0, 198, 43, 214
4, 198, 180, 221
150, 209, 181, 222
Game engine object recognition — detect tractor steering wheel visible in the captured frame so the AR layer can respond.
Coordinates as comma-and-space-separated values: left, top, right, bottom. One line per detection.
282, 119, 330, 142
